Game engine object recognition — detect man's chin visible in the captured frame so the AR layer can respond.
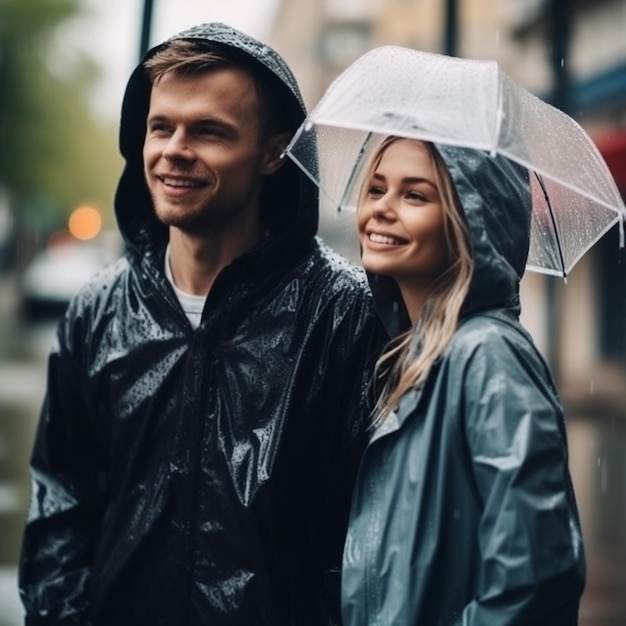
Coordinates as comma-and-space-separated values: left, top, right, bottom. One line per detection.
155, 210, 222, 238
155, 206, 199, 228
153, 200, 257, 237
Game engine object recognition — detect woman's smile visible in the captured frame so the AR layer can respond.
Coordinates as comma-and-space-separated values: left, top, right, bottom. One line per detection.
366, 231, 408, 246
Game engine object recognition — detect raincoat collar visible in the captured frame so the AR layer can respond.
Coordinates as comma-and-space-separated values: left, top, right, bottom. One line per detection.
114, 22, 318, 267
370, 386, 423, 443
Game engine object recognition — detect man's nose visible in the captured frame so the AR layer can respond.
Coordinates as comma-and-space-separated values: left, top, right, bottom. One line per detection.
163, 130, 192, 160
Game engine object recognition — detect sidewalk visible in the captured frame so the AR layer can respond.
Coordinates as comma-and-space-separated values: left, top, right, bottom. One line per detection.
0, 274, 30, 625
0, 566, 23, 626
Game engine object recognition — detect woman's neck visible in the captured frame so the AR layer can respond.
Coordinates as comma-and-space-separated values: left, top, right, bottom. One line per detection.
396, 279, 436, 326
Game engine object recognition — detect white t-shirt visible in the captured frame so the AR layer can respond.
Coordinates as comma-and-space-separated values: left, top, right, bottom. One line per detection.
164, 244, 206, 329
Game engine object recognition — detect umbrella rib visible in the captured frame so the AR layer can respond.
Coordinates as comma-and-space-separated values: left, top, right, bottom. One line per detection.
337, 132, 374, 211
533, 171, 567, 279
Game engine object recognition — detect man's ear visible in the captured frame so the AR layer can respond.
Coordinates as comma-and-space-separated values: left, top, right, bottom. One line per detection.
261, 132, 292, 175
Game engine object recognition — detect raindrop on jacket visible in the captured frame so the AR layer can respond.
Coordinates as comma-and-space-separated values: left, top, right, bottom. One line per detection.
342, 146, 586, 625
18, 23, 387, 626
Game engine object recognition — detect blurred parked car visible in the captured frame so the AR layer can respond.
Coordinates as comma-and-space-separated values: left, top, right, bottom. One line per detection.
21, 232, 122, 319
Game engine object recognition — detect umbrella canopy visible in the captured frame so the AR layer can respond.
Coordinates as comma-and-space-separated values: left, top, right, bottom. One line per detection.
285, 46, 626, 277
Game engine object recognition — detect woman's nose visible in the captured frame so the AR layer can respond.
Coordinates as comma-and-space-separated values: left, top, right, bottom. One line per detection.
371, 196, 394, 220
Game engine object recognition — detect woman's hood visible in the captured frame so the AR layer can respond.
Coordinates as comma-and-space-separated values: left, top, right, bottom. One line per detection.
440, 145, 532, 313
114, 22, 318, 257
369, 146, 532, 336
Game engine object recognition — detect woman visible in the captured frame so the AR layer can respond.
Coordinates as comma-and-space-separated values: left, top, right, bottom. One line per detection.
342, 137, 586, 625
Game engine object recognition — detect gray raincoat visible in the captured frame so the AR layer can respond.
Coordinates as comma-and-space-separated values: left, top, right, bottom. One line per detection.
18, 23, 387, 626
342, 146, 586, 625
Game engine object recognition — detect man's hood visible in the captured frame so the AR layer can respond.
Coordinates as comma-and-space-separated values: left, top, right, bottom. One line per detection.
114, 22, 318, 257
369, 146, 532, 337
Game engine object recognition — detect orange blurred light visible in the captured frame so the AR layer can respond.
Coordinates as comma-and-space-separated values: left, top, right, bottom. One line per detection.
68, 205, 102, 241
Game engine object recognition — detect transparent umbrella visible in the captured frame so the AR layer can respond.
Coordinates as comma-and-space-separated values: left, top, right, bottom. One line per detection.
285, 46, 626, 278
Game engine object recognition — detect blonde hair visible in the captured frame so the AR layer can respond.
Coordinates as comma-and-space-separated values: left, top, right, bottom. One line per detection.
364, 138, 474, 424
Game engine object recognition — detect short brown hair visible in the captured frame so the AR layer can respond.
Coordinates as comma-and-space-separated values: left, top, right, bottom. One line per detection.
144, 39, 295, 141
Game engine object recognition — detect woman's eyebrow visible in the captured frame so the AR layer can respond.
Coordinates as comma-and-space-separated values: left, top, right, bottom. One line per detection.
372, 171, 438, 189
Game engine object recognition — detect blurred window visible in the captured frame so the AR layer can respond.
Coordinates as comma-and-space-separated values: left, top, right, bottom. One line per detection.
319, 24, 372, 70
598, 223, 626, 366
323, 0, 378, 20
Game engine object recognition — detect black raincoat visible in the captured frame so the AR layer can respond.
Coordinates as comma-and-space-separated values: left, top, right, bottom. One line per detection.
19, 23, 386, 626
342, 146, 586, 625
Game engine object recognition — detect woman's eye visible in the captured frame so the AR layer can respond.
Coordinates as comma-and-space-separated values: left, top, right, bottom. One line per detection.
367, 186, 385, 197
406, 191, 426, 202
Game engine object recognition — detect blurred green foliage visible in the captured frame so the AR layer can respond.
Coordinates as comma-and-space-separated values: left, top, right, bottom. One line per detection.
0, 0, 122, 233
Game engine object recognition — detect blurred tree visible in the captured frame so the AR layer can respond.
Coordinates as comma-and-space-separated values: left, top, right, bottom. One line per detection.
0, 0, 122, 258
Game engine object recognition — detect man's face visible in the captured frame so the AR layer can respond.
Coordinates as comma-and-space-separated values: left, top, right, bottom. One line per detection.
143, 67, 277, 236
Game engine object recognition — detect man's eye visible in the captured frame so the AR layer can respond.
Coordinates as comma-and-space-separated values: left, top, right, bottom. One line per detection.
148, 123, 170, 134
197, 126, 223, 138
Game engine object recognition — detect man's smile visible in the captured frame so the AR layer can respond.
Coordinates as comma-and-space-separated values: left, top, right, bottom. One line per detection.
157, 175, 205, 188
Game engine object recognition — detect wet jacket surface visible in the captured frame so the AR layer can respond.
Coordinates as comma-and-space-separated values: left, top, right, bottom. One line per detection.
19, 23, 387, 626
342, 147, 586, 625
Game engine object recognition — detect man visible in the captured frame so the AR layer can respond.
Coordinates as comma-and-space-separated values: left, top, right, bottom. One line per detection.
19, 23, 386, 626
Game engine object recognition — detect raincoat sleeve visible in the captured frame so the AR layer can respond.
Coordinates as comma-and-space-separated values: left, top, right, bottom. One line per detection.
459, 322, 585, 625
19, 312, 106, 625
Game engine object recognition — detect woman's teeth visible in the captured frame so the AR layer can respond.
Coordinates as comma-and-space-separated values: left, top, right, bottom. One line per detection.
369, 233, 403, 245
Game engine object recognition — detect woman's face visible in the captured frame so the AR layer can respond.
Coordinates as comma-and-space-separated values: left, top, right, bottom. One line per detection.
357, 139, 450, 292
